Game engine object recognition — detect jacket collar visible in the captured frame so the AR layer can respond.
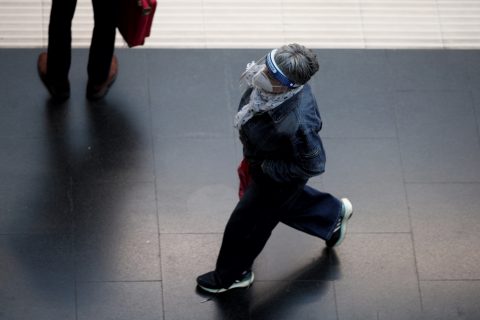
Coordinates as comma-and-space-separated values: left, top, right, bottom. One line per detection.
268, 84, 308, 123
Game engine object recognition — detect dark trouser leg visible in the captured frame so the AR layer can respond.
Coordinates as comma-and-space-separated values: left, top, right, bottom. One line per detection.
47, 0, 77, 83
88, 0, 118, 84
215, 181, 304, 287
280, 185, 342, 241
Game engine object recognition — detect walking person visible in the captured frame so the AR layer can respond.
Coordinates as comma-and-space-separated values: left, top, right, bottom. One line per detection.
197, 43, 353, 293
37, 0, 118, 102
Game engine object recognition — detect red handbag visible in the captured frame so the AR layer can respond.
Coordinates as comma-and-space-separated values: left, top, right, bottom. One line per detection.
118, 0, 157, 47
237, 158, 252, 199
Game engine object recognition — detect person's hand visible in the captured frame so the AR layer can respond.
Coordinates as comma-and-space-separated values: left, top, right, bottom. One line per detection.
249, 161, 273, 184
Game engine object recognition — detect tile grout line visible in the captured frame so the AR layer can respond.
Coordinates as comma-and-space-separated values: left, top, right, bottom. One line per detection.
322, 136, 399, 140
420, 279, 480, 282
464, 50, 480, 145
332, 268, 340, 320
405, 181, 480, 185
69, 176, 80, 320
394, 88, 474, 94
468, 90, 480, 150
155, 231, 413, 235
74, 280, 79, 320
76, 279, 164, 284
144, 50, 167, 320
391, 72, 425, 312
0, 231, 415, 236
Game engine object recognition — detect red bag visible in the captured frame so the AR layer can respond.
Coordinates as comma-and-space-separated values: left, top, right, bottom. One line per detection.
237, 159, 252, 199
118, 0, 157, 47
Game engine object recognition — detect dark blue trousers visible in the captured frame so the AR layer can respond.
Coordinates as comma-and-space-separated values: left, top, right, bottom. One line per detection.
215, 179, 342, 287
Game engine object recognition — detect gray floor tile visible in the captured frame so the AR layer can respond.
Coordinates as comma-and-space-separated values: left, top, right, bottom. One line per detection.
420, 280, 480, 320
77, 281, 164, 320
406, 183, 480, 280
0, 234, 75, 320
0, 177, 71, 235
387, 50, 470, 91
73, 182, 160, 281
70, 137, 155, 184
155, 137, 238, 233
73, 181, 158, 235
147, 49, 233, 138
318, 91, 398, 139
105, 49, 150, 107
0, 50, 48, 139
396, 90, 480, 183
0, 136, 67, 182
75, 231, 160, 282
322, 138, 410, 233
160, 233, 336, 320
313, 49, 394, 95
334, 234, 422, 320
160, 233, 226, 320
254, 224, 341, 281
73, 183, 161, 281
1, 95, 154, 186
471, 89, 480, 135
445, 50, 480, 91
249, 281, 337, 320
157, 184, 236, 234
68, 103, 155, 184
154, 137, 236, 187
223, 49, 267, 115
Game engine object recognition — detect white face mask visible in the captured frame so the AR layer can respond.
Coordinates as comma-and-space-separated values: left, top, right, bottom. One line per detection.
252, 69, 274, 92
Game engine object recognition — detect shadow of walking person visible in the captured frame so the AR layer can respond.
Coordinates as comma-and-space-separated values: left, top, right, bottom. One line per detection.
248, 248, 341, 320
198, 248, 341, 320
71, 99, 157, 283
2, 95, 152, 319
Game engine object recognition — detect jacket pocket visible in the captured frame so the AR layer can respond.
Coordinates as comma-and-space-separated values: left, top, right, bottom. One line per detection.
295, 130, 326, 176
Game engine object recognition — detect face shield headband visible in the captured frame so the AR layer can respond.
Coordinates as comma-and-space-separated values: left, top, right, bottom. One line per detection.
265, 49, 300, 88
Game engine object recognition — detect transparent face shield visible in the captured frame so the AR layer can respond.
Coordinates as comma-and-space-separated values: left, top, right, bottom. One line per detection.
239, 49, 300, 94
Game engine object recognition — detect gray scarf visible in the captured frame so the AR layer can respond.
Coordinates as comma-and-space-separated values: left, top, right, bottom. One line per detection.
234, 64, 303, 129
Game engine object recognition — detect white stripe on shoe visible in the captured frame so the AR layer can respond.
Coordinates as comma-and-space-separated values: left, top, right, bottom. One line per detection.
332, 198, 353, 248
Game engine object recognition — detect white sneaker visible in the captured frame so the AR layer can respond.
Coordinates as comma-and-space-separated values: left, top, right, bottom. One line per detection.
325, 198, 353, 248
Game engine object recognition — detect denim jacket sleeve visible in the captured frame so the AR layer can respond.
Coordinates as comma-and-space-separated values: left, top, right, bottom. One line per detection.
261, 128, 326, 183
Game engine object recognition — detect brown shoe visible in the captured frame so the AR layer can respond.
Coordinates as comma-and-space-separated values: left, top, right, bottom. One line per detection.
86, 55, 118, 101
37, 52, 70, 102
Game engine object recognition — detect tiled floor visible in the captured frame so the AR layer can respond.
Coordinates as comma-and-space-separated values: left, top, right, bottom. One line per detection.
1, 48, 480, 320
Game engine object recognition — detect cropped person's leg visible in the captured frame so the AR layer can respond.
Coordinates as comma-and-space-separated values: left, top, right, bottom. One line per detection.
47, 0, 77, 82
280, 185, 352, 247
212, 181, 303, 287
37, 0, 76, 100
87, 0, 118, 100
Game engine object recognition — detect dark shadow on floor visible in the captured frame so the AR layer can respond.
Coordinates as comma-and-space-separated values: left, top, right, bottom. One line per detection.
195, 248, 340, 320
3, 96, 140, 315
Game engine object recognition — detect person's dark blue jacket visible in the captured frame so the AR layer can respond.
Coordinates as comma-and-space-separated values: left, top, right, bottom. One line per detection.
238, 84, 326, 184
